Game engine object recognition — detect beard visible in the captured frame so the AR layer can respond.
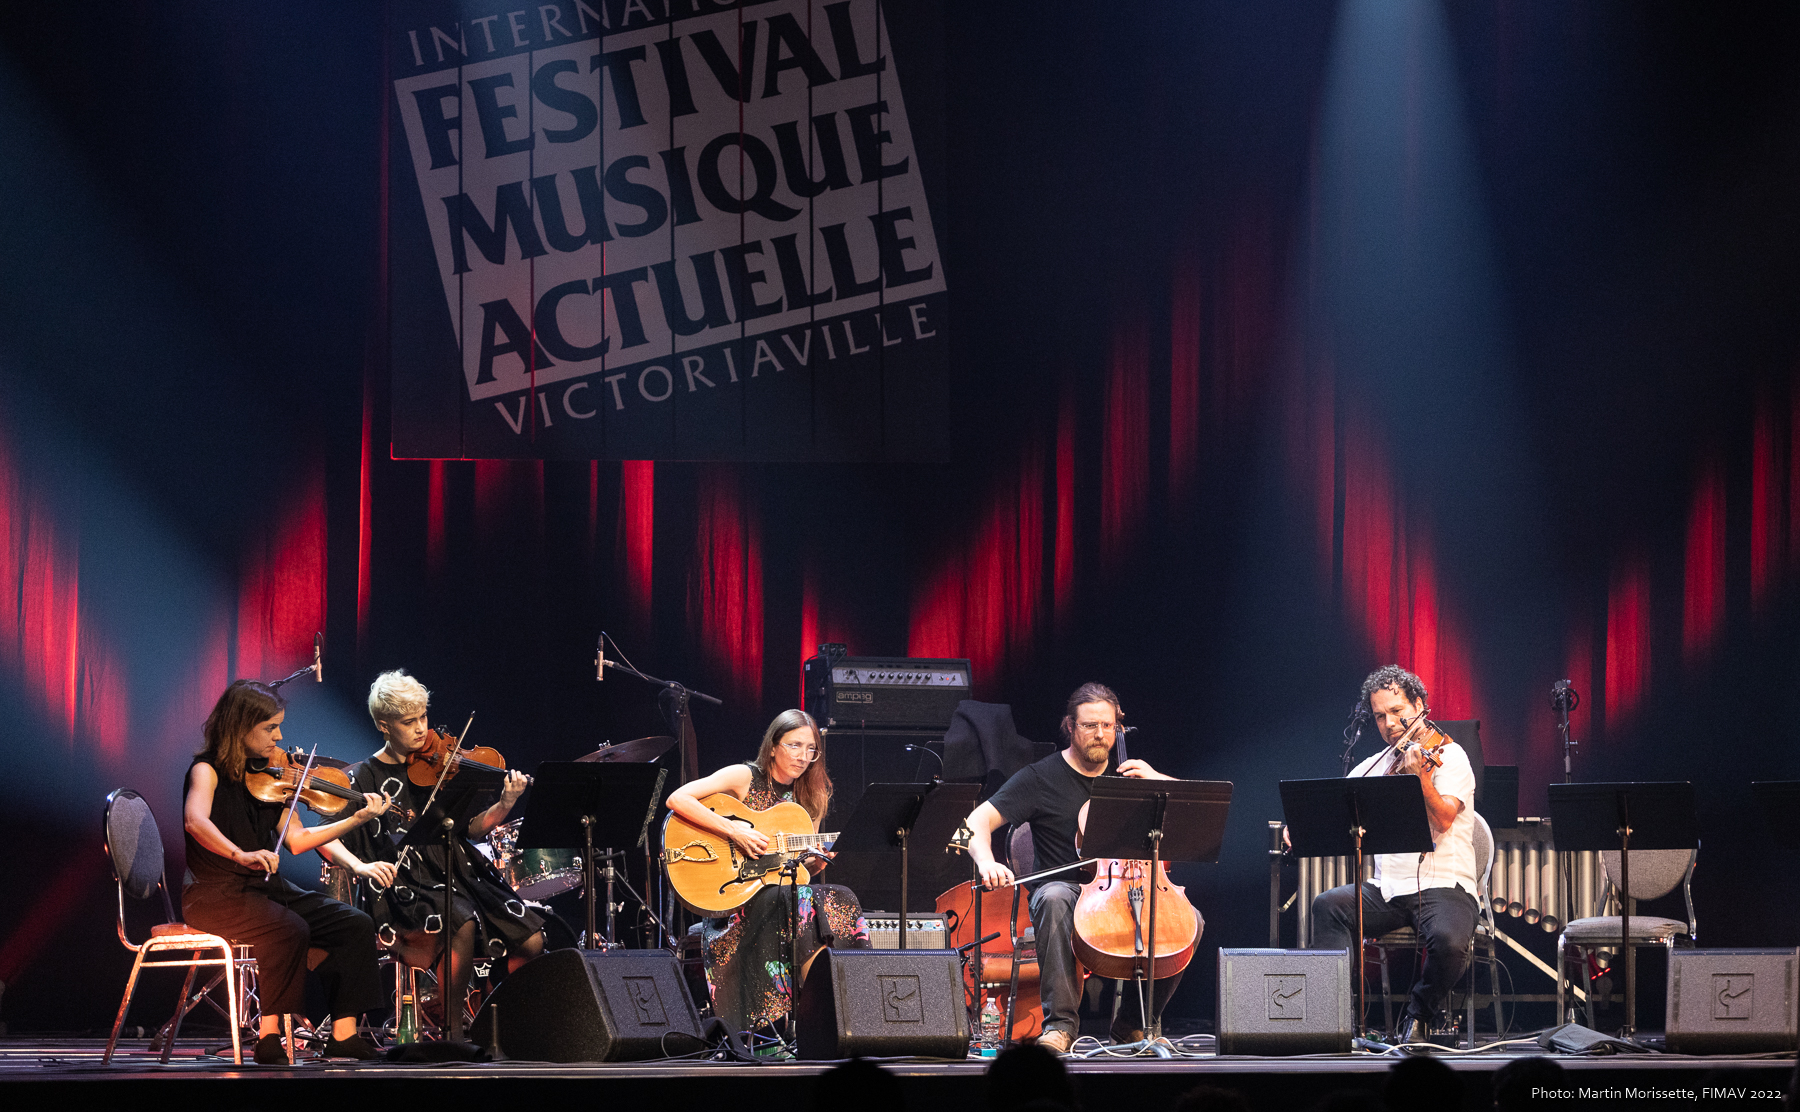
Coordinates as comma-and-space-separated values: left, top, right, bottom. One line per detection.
1081, 739, 1111, 764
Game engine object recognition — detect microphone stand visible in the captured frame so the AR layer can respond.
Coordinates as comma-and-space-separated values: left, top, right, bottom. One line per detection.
594, 633, 721, 786
1552, 682, 1580, 784
1341, 704, 1367, 777
268, 632, 325, 690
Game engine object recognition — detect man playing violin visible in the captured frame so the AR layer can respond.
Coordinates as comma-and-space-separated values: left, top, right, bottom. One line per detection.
1309, 664, 1478, 1046
182, 680, 392, 1063
322, 670, 545, 1042
959, 682, 1179, 1054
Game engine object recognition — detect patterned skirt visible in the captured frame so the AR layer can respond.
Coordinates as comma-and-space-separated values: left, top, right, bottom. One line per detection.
701, 882, 869, 1032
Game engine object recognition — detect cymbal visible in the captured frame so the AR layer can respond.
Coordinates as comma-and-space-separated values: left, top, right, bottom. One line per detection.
576, 735, 677, 764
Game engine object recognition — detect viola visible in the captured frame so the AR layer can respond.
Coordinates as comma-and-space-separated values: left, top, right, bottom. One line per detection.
405, 725, 516, 788
246, 748, 367, 817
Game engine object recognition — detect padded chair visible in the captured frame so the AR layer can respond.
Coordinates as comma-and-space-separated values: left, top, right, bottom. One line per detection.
993, 822, 1042, 1039
103, 788, 253, 1065
1367, 810, 1500, 1047
1556, 846, 1697, 1030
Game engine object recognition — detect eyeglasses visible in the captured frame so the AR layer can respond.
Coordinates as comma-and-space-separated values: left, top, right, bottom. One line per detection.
778, 740, 820, 762
1074, 722, 1118, 737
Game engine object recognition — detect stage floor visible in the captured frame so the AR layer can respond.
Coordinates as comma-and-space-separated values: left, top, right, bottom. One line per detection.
0, 1036, 1791, 1110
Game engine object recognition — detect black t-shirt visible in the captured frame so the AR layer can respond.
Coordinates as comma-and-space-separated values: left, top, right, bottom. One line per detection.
984, 749, 1099, 873
182, 757, 288, 888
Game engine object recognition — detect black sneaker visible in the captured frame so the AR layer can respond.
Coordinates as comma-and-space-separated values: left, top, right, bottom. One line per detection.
253, 1033, 289, 1066
321, 1033, 380, 1060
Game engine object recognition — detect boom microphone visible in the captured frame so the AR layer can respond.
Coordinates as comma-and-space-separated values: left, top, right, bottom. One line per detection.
596, 634, 607, 681
313, 631, 323, 683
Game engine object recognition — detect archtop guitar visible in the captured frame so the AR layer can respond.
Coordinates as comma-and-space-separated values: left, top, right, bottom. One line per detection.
661, 793, 838, 915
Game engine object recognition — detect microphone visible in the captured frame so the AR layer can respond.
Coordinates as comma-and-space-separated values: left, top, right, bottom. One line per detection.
1550, 680, 1579, 713
1348, 699, 1370, 725
313, 632, 323, 683
596, 634, 607, 681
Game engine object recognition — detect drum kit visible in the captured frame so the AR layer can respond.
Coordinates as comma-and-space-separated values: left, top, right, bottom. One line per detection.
478, 735, 675, 902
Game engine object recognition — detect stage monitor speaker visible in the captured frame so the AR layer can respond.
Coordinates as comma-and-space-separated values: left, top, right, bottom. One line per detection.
1665, 948, 1799, 1054
467, 947, 704, 1062
795, 948, 969, 1060
1217, 949, 1353, 1055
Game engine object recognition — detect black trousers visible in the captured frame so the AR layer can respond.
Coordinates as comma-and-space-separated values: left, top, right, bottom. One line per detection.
1029, 880, 1185, 1038
1309, 882, 1479, 1025
183, 880, 385, 1018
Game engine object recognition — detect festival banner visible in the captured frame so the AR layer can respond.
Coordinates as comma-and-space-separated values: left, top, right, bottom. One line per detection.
387, 0, 947, 460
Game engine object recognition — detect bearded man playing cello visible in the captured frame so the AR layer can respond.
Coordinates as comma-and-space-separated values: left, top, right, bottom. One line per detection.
958, 682, 1186, 1054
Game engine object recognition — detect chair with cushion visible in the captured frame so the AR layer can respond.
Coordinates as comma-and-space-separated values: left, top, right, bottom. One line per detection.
1367, 810, 1500, 1047
103, 788, 253, 1065
1555, 846, 1697, 1030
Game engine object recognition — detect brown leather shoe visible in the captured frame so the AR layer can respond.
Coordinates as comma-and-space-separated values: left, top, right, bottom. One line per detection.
1037, 1029, 1074, 1055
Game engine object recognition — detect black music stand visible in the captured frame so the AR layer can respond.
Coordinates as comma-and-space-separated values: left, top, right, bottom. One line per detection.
1080, 777, 1233, 1046
835, 781, 980, 948
1546, 782, 1697, 1037
1280, 776, 1433, 1041
516, 762, 665, 949
391, 777, 495, 1041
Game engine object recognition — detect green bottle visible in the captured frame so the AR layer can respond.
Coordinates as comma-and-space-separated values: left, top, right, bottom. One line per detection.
397, 993, 419, 1045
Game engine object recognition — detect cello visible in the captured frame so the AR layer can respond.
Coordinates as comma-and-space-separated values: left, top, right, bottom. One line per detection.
1070, 730, 1202, 989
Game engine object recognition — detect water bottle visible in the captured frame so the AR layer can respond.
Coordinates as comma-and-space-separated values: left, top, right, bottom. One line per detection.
397, 992, 419, 1045
978, 993, 1003, 1057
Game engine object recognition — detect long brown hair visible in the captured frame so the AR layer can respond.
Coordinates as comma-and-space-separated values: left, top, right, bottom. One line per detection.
197, 680, 286, 783
755, 709, 831, 822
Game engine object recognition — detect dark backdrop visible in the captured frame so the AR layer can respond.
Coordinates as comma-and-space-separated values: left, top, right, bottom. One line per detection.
0, 1, 1798, 1032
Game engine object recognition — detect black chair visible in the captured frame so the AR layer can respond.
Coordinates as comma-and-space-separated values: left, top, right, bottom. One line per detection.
103, 788, 254, 1065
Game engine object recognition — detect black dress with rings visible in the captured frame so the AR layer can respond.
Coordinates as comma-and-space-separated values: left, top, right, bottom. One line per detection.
335, 757, 545, 962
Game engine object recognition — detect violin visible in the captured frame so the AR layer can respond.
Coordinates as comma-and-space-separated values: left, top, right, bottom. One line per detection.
1386, 726, 1451, 774
405, 725, 523, 788
246, 748, 368, 817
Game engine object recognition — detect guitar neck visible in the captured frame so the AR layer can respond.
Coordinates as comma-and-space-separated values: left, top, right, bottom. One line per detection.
775, 831, 839, 852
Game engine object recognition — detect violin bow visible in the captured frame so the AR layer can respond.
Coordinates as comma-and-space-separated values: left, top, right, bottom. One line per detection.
390, 712, 479, 883
267, 743, 321, 879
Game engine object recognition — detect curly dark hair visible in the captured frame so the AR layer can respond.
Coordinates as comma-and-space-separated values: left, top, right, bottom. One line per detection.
1060, 681, 1123, 740
1360, 665, 1428, 713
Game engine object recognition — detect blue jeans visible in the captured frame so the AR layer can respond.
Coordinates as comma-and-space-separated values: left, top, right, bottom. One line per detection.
1310, 882, 1477, 1025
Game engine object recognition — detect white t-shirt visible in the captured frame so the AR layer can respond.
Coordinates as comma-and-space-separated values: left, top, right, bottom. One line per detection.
1348, 740, 1478, 901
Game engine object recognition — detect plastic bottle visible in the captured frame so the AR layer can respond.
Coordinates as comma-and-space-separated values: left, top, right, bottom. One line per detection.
978, 994, 1003, 1058
396, 993, 419, 1045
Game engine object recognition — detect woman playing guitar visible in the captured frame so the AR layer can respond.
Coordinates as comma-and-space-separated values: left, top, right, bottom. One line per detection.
664, 708, 869, 1039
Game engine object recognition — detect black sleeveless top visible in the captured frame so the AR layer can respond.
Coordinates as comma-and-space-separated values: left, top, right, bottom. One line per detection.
182, 757, 290, 888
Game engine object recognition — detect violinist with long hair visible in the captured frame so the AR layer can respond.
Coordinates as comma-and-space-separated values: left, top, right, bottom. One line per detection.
181, 680, 391, 1064
665, 708, 869, 1037
322, 670, 544, 1042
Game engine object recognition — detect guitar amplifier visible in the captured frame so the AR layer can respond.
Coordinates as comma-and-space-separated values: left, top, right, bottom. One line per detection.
863, 912, 949, 950
803, 656, 973, 730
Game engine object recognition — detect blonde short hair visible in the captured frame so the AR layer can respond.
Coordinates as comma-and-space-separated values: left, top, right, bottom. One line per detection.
368, 669, 430, 724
